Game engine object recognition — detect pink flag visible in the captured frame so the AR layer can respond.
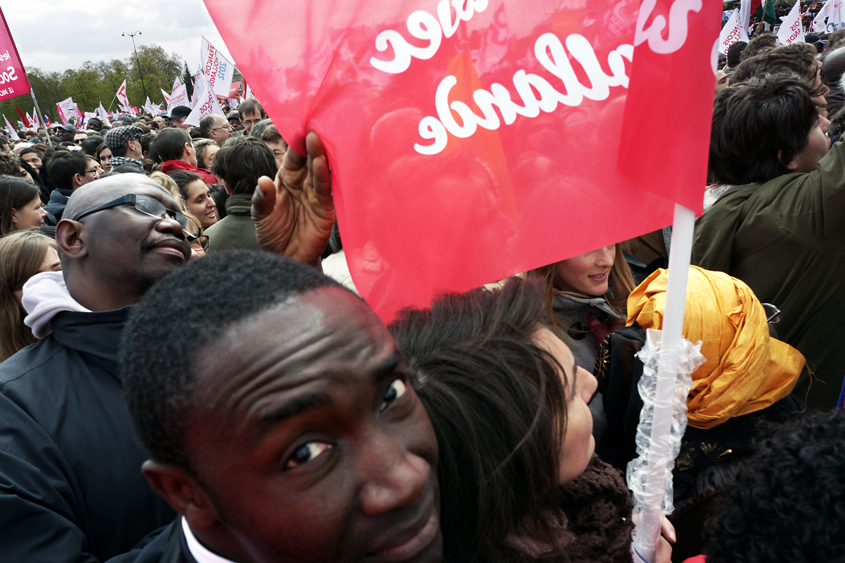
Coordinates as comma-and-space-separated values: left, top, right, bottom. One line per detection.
228, 81, 241, 98
204, 0, 721, 320
0, 9, 31, 103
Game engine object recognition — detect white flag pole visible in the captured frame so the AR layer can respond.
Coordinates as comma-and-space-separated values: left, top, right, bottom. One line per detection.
630, 203, 695, 563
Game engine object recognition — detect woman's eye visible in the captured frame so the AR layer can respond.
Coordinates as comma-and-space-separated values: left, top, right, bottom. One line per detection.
285, 441, 332, 470
382, 378, 407, 409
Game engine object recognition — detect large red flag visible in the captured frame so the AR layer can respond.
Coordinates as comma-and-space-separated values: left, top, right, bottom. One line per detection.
0, 9, 30, 102
204, 0, 721, 320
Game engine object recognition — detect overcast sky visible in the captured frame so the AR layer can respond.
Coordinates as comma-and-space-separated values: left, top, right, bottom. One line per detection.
0, 0, 234, 75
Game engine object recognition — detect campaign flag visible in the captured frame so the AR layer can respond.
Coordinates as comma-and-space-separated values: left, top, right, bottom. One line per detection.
173, 76, 182, 93
738, 0, 754, 41
25, 110, 32, 127
55, 97, 75, 125
115, 79, 131, 110
43, 114, 51, 127
813, 0, 831, 32
830, 0, 844, 31
15, 119, 21, 129
97, 102, 111, 126
185, 70, 226, 127
228, 97, 240, 109
204, 0, 722, 319
778, 1, 805, 44
0, 9, 31, 102
13, 102, 27, 127
83, 111, 97, 126
228, 80, 242, 98
720, 11, 745, 56
168, 83, 189, 110
200, 36, 236, 98
3, 114, 18, 139
28, 110, 38, 129
243, 82, 254, 100
161, 88, 171, 105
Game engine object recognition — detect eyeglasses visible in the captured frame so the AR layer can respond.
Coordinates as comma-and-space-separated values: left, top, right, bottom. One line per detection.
74, 139, 84, 145
211, 125, 233, 132
84, 167, 97, 175
188, 233, 209, 251
761, 303, 781, 324
73, 193, 200, 237
242, 118, 262, 127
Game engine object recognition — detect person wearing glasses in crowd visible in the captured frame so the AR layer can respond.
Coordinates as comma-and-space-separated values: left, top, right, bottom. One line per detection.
44, 151, 99, 220
238, 98, 266, 134
199, 114, 232, 146
0, 134, 332, 561
73, 131, 87, 146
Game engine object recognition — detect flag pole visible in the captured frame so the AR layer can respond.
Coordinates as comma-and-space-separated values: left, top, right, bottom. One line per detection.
631, 203, 695, 563
30, 90, 52, 147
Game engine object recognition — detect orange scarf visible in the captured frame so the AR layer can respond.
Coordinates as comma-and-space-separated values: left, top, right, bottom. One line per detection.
626, 266, 803, 429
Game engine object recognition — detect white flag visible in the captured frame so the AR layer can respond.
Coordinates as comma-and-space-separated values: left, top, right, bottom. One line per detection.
719, 10, 745, 56
168, 84, 190, 110
115, 79, 131, 111
244, 83, 254, 100
778, 1, 805, 44
4, 115, 19, 140
173, 76, 182, 93
813, 0, 832, 32
184, 71, 225, 127
829, 0, 844, 32
97, 103, 112, 127
160, 88, 171, 105
737, 0, 753, 41
200, 36, 236, 99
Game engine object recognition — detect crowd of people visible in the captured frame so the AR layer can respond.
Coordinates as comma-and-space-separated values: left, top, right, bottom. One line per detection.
0, 21, 843, 563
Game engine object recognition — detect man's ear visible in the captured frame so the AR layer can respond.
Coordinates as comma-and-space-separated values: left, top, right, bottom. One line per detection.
71, 173, 84, 190
55, 219, 88, 261
778, 149, 800, 172
142, 460, 219, 530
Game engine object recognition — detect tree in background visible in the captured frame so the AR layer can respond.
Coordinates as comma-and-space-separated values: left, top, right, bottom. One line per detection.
0, 43, 185, 126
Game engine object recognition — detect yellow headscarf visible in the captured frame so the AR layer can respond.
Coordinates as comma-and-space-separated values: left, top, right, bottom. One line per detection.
627, 266, 803, 429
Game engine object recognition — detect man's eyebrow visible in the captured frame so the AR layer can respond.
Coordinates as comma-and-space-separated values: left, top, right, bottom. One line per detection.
372, 352, 401, 384
254, 392, 332, 439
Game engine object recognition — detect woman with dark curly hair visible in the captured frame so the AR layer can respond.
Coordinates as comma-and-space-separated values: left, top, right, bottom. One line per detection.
698, 409, 845, 563
390, 277, 672, 563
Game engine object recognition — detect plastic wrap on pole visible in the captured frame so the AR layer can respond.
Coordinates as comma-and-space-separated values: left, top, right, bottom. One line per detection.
627, 328, 705, 561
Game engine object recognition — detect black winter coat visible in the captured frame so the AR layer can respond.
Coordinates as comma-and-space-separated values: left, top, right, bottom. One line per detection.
0, 308, 175, 562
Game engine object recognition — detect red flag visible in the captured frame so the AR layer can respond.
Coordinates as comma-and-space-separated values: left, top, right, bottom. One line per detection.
13, 102, 28, 127
0, 8, 31, 102
204, 0, 721, 320
229, 80, 242, 98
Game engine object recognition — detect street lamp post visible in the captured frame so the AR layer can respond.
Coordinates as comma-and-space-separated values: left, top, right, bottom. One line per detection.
122, 31, 148, 102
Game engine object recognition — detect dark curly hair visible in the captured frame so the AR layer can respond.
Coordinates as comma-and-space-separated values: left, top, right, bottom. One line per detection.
709, 75, 822, 185
389, 277, 568, 563
704, 409, 845, 563
120, 251, 340, 471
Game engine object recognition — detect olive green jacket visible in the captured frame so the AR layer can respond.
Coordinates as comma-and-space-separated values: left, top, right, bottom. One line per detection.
205, 194, 261, 253
692, 139, 845, 409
